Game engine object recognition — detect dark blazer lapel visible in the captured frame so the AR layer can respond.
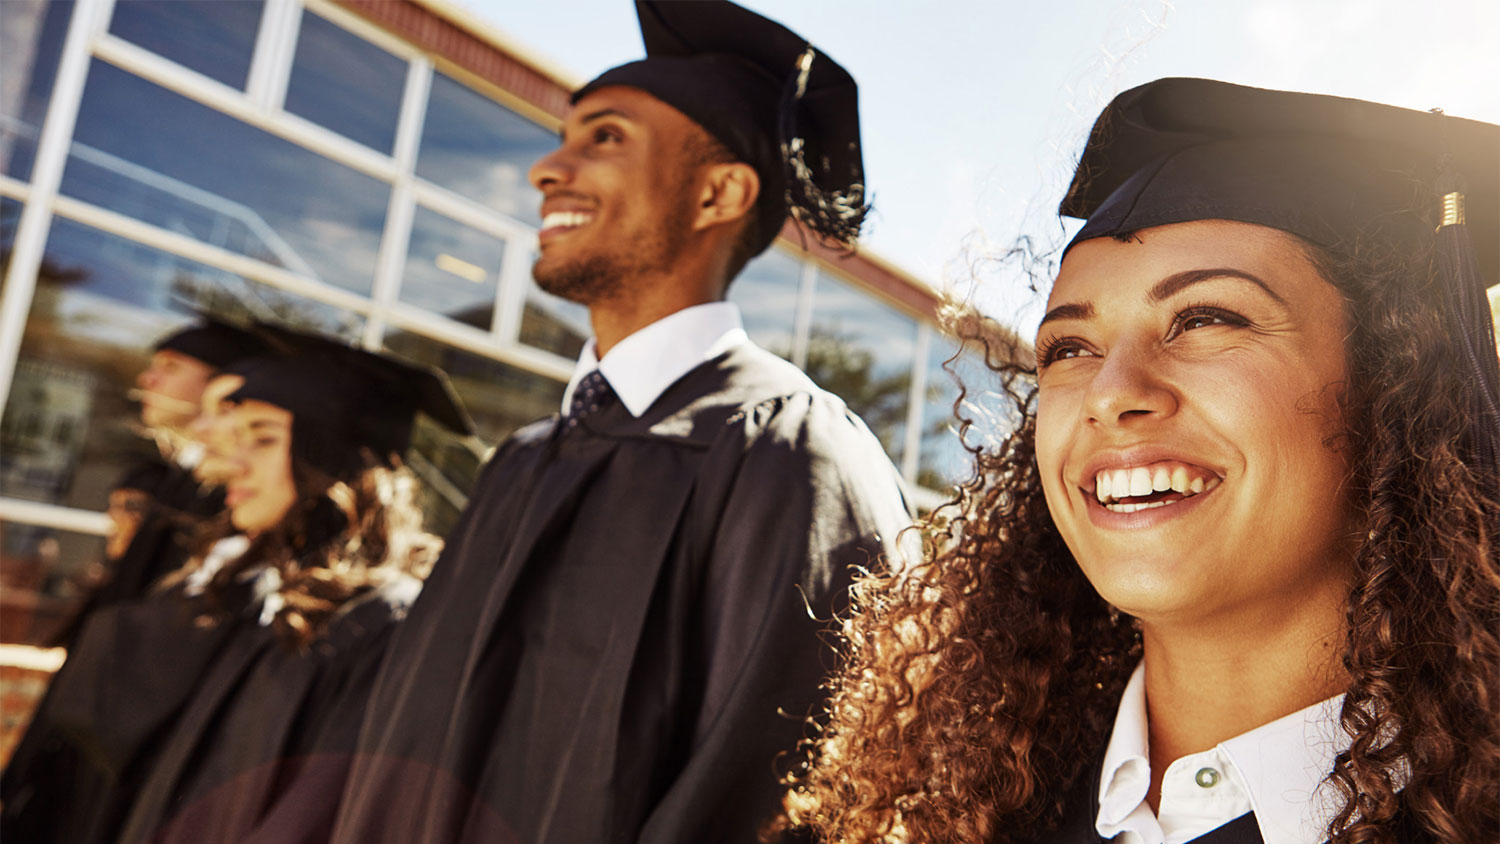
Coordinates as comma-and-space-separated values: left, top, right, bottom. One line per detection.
1189, 812, 1264, 844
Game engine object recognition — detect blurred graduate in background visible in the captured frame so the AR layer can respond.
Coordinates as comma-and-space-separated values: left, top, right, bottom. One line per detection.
2, 333, 473, 844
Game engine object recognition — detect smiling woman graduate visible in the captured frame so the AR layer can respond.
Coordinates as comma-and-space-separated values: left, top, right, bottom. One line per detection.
779, 80, 1499, 844
1, 339, 472, 844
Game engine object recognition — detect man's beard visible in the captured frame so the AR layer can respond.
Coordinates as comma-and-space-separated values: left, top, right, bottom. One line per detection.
532, 194, 693, 305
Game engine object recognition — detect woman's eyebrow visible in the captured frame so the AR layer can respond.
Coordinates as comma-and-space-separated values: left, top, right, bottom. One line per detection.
1038, 301, 1094, 327
1147, 268, 1287, 305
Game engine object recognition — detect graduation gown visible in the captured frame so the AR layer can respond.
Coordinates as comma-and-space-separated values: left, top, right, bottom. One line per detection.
115, 576, 421, 844
1, 574, 420, 844
50, 456, 223, 649
1, 591, 242, 844
4, 457, 218, 841
330, 343, 913, 843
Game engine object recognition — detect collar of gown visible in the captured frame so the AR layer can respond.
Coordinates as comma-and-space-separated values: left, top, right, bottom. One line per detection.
561, 301, 750, 418
1095, 661, 1349, 844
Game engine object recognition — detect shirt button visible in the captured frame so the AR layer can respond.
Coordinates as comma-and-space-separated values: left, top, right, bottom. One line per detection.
1195, 767, 1220, 788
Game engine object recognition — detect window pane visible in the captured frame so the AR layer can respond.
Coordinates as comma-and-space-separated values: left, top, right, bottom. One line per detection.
0, 216, 361, 516
0, 0, 72, 181
916, 335, 1018, 491
108, 0, 263, 90
729, 248, 802, 362
416, 72, 555, 227
61, 61, 389, 296
399, 206, 505, 330
383, 328, 565, 536
284, 10, 405, 154
520, 280, 589, 361
917, 335, 971, 491
806, 273, 917, 464
1, 521, 104, 646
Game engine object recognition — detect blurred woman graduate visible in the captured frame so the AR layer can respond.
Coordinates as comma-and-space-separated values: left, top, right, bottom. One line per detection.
1, 337, 473, 844
780, 80, 1498, 844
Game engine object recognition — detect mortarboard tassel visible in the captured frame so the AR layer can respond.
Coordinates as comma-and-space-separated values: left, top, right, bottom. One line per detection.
1432, 180, 1500, 514
778, 46, 869, 248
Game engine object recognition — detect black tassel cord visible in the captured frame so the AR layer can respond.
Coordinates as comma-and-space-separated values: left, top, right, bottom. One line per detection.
778, 46, 869, 249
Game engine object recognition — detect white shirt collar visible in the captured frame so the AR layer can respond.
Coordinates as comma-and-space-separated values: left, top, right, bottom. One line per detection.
1096, 661, 1348, 844
561, 301, 749, 418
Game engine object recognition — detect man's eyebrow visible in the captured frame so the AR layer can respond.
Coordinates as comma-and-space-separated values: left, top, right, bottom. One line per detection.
1038, 301, 1095, 327
1147, 268, 1286, 305
247, 419, 287, 432
559, 107, 633, 139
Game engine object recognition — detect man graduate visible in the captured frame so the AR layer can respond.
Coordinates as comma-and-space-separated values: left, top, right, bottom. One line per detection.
330, 2, 911, 841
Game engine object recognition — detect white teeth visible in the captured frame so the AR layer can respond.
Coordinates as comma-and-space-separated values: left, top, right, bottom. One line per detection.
542, 211, 593, 229
1151, 466, 1171, 492
1105, 499, 1174, 514
1129, 467, 1152, 497
1090, 462, 1222, 505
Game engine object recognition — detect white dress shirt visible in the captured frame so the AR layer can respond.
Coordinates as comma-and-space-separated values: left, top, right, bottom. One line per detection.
560, 302, 750, 418
1095, 662, 1348, 844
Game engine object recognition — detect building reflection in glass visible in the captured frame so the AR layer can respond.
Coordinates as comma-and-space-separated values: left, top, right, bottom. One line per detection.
62, 60, 390, 296
400, 206, 507, 331
417, 71, 556, 228
108, 0, 264, 90
285, 7, 405, 154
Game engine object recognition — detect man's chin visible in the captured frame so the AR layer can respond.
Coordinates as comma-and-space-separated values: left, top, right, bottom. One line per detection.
532, 254, 614, 305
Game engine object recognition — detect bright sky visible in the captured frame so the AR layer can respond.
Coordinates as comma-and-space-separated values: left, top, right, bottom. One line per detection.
462, 0, 1500, 331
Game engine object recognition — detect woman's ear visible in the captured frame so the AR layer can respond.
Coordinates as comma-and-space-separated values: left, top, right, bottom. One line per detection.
693, 161, 759, 232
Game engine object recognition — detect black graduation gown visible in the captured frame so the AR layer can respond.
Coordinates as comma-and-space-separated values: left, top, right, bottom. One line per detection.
115, 576, 421, 844
1, 591, 243, 844
50, 456, 223, 649
1, 575, 419, 844
2, 460, 218, 841
329, 343, 913, 844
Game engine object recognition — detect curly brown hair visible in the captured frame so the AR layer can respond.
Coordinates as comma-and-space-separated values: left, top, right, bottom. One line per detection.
779, 233, 1499, 843
165, 453, 441, 649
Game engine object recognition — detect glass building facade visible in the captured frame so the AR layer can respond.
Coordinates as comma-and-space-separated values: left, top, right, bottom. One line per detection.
0, 0, 973, 647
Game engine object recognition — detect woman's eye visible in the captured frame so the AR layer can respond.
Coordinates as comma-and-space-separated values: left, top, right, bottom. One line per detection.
1037, 338, 1094, 367
1172, 306, 1246, 336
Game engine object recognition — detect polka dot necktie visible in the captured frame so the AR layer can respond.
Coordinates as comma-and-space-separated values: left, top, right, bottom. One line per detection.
564, 369, 616, 431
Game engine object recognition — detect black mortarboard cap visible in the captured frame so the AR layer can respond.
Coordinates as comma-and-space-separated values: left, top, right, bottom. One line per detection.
225, 327, 473, 477
154, 316, 274, 370
575, 0, 868, 254
1062, 77, 1500, 507
1061, 78, 1498, 283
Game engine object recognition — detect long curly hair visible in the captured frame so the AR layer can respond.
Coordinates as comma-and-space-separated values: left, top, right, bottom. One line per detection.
778, 232, 1499, 843
164, 449, 441, 650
